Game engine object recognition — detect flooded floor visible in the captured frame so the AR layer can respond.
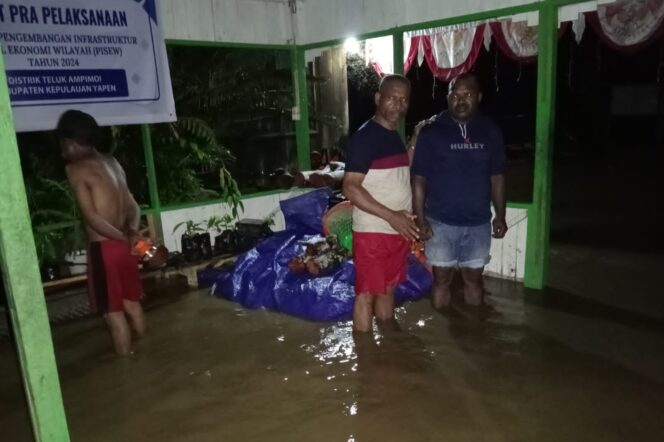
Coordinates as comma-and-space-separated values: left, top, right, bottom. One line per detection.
2, 277, 664, 441
549, 147, 664, 320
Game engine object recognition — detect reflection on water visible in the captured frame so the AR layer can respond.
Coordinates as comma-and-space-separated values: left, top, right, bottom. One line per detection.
2, 279, 664, 441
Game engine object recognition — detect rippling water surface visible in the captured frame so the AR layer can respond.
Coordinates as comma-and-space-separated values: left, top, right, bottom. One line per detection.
2, 278, 664, 441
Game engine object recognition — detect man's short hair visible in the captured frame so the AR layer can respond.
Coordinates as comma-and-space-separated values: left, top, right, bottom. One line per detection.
56, 109, 104, 148
448, 72, 480, 94
379, 74, 410, 93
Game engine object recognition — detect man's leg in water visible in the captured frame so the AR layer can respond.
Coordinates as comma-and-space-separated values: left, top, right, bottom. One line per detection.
353, 294, 374, 332
431, 266, 455, 308
375, 289, 403, 340
374, 286, 395, 322
460, 267, 484, 306
458, 222, 490, 307
425, 220, 460, 309
123, 299, 145, 338
105, 312, 132, 355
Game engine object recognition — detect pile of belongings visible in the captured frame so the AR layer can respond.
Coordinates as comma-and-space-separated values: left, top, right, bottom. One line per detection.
205, 189, 432, 321
288, 236, 350, 275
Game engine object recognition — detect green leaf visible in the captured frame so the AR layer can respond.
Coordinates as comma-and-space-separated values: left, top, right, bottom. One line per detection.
172, 221, 186, 234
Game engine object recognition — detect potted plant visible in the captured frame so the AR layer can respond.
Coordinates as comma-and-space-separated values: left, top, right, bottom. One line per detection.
172, 220, 208, 262
28, 178, 86, 280
207, 214, 237, 255
32, 227, 64, 281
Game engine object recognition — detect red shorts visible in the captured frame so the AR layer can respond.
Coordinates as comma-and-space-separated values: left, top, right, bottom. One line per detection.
87, 240, 142, 314
353, 232, 410, 295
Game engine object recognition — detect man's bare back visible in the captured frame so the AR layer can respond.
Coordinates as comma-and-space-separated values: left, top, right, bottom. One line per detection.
66, 153, 139, 243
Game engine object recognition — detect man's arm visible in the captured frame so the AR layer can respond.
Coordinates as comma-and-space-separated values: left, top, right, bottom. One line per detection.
490, 174, 507, 238
67, 167, 128, 242
411, 175, 432, 240
124, 192, 142, 243
109, 156, 142, 243
343, 172, 419, 241
406, 115, 438, 164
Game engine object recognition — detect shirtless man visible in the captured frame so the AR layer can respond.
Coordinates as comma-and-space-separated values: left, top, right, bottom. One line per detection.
57, 110, 145, 355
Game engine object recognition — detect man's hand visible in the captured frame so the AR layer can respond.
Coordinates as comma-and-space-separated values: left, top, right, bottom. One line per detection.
387, 210, 420, 242
408, 115, 438, 149
417, 218, 433, 241
492, 218, 508, 238
417, 114, 437, 130
127, 229, 143, 250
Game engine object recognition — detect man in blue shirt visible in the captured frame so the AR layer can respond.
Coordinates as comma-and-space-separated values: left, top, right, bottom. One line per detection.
410, 73, 507, 315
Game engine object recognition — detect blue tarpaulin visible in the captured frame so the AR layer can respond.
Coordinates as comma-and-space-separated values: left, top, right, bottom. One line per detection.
207, 189, 432, 321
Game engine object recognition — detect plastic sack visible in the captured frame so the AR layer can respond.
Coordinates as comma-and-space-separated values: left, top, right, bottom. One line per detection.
281, 188, 331, 234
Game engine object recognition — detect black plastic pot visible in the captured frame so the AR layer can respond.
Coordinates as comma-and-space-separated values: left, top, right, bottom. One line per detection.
181, 234, 201, 262
196, 232, 213, 260
234, 221, 272, 253
40, 262, 61, 282
214, 229, 238, 255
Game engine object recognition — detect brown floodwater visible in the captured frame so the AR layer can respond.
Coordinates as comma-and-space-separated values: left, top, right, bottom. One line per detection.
2, 277, 664, 441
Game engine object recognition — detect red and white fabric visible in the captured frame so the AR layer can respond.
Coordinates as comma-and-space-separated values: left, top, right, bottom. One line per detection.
403, 35, 425, 74
364, 35, 394, 76
490, 21, 540, 63
490, 20, 570, 63
404, 24, 486, 81
588, 0, 664, 52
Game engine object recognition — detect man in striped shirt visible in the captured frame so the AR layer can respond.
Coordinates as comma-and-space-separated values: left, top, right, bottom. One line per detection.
343, 75, 419, 333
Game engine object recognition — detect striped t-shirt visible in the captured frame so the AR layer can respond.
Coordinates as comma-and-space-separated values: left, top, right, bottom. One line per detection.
345, 119, 411, 234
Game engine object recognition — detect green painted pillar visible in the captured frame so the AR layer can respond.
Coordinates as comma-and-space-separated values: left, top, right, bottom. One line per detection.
392, 30, 404, 76
292, 47, 311, 171
141, 124, 163, 238
142, 124, 161, 211
393, 31, 406, 138
0, 57, 70, 439
524, 2, 558, 289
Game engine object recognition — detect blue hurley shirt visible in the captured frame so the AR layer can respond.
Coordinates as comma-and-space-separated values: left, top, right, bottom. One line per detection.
410, 111, 506, 226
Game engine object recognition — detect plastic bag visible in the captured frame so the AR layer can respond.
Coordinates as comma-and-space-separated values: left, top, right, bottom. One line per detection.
281, 188, 331, 234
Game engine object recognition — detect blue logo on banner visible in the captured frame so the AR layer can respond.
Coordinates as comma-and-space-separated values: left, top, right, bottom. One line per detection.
7, 69, 129, 101
135, 0, 158, 24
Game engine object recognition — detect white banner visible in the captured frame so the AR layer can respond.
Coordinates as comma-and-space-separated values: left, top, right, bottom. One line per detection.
0, 0, 176, 132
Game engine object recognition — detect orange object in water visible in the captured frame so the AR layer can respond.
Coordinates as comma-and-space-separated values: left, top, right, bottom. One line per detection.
411, 239, 432, 272
133, 239, 157, 259
411, 240, 426, 263
133, 239, 169, 269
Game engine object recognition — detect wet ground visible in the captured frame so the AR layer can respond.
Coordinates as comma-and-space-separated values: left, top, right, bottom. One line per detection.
507, 145, 663, 320
548, 147, 664, 320
2, 276, 664, 442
